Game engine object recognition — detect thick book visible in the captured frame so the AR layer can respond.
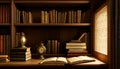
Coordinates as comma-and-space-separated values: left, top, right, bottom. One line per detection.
67, 56, 95, 64
66, 42, 87, 49
10, 47, 31, 52
10, 56, 31, 61
10, 53, 31, 58
67, 48, 88, 53
10, 51, 31, 55
40, 57, 68, 65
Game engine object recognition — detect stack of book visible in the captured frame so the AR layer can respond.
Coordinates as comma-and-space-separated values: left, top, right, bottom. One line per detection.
9, 47, 31, 61
66, 42, 87, 54
0, 55, 9, 63
66, 32, 88, 54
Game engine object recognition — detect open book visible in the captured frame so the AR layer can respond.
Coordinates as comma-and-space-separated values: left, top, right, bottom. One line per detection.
67, 56, 95, 64
40, 57, 68, 65
40, 56, 95, 65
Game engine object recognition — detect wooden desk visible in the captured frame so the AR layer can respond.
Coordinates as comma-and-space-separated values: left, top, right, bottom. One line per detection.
0, 58, 107, 69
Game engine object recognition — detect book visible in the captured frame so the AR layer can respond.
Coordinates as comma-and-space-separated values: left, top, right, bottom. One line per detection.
77, 10, 81, 23
10, 51, 31, 55
67, 48, 88, 53
40, 56, 95, 65
67, 56, 95, 64
10, 47, 31, 52
10, 56, 31, 61
10, 53, 31, 58
66, 42, 86, 46
40, 57, 67, 65
66, 42, 87, 50
0, 55, 9, 62
10, 47, 31, 61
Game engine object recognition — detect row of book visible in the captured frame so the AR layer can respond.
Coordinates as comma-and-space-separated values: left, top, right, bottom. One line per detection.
14, 7, 90, 23
0, 4, 10, 23
45, 40, 60, 54
0, 35, 11, 55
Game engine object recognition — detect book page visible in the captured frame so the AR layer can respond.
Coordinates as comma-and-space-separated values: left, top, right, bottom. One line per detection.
67, 56, 95, 64
57, 57, 68, 64
67, 57, 82, 64
77, 56, 95, 61
40, 57, 57, 64
40, 57, 67, 65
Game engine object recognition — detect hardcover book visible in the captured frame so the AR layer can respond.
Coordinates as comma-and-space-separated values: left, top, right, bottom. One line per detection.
10, 56, 31, 61
10, 47, 31, 52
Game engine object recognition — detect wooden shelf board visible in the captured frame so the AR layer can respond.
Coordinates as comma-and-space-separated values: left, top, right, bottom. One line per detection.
0, 23, 11, 26
15, 23, 91, 27
0, 0, 10, 3
14, 0, 90, 4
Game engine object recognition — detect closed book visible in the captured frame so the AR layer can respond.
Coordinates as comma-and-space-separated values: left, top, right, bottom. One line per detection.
10, 51, 31, 55
68, 50, 88, 54
10, 53, 31, 58
68, 48, 87, 52
0, 55, 8, 62
10, 47, 31, 52
10, 56, 31, 61
66, 45, 86, 49
66, 42, 86, 46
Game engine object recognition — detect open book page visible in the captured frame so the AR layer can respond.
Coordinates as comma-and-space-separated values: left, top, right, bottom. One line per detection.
67, 57, 83, 64
77, 56, 95, 62
56, 57, 68, 64
67, 56, 95, 64
40, 57, 57, 64
40, 57, 67, 65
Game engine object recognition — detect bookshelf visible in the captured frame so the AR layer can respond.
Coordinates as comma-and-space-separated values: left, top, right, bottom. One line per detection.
0, 1, 11, 55
11, 0, 92, 57
0, 0, 114, 69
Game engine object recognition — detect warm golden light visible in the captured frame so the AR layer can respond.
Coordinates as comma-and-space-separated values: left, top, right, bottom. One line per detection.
94, 5, 108, 55
21, 36, 26, 43
21, 32, 26, 48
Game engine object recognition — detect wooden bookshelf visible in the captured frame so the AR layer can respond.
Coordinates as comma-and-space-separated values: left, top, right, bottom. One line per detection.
0, 0, 115, 69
